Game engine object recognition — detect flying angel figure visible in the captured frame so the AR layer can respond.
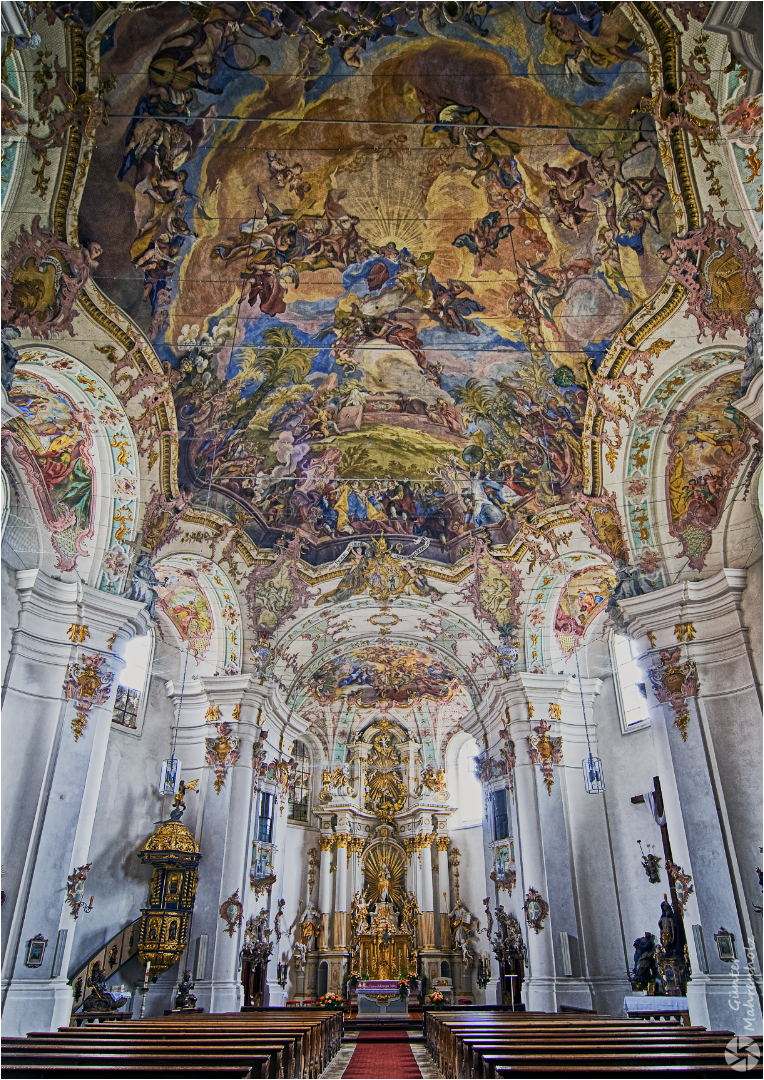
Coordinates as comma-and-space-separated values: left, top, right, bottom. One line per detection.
453, 211, 513, 267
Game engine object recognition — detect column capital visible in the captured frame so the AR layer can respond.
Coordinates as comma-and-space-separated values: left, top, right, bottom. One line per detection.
618, 567, 748, 652
435, 835, 450, 851
12, 569, 151, 657
200, 674, 265, 728
319, 836, 334, 852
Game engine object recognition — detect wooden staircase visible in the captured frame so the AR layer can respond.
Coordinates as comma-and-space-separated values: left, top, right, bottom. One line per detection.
68, 917, 141, 1018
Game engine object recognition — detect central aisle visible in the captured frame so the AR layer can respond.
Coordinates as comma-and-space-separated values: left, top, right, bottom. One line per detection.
342, 1029, 422, 1079
320, 1022, 443, 1079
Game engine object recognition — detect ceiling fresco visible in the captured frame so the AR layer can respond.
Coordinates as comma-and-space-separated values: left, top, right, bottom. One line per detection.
78, 1, 679, 565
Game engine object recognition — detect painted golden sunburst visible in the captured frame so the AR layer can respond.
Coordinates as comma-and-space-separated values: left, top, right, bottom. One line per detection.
341, 157, 429, 253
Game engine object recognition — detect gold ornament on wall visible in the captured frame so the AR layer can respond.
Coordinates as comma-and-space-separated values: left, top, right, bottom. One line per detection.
523, 887, 549, 934
527, 719, 563, 795
205, 722, 240, 793
63, 654, 114, 741
219, 889, 244, 937
363, 840, 406, 909
268, 756, 298, 815
648, 647, 700, 741
364, 733, 406, 823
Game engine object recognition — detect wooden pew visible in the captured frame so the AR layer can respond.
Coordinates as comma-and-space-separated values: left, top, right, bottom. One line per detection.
425, 1011, 744, 1079
4, 1008, 340, 1080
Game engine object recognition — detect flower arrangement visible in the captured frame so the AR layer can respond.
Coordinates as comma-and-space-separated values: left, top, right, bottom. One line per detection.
398, 978, 409, 1000
426, 989, 445, 1010
317, 992, 343, 1009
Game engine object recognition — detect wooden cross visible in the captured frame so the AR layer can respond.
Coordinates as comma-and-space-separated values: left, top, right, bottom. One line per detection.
631, 775, 682, 919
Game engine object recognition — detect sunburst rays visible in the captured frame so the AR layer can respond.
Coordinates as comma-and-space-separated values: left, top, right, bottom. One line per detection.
341, 157, 428, 252
363, 841, 406, 909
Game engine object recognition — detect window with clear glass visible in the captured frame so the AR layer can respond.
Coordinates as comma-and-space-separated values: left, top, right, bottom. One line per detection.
610, 632, 650, 732
493, 787, 509, 840
458, 737, 483, 826
288, 740, 310, 822
257, 790, 275, 843
111, 631, 153, 730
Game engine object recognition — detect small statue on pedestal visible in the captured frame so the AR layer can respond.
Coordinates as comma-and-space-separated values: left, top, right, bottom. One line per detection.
629, 931, 660, 993
174, 969, 197, 1011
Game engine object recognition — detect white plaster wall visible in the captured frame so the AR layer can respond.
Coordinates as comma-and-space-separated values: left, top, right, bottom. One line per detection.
1, 560, 21, 689
740, 554, 763, 696
590, 666, 662, 995
70, 636, 178, 986
277, 822, 318, 999
446, 824, 487, 927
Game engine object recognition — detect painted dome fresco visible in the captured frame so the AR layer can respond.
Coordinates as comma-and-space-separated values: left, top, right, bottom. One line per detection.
74, 1, 685, 565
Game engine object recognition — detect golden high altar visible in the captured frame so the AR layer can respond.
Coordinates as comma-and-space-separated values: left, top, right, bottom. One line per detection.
355, 901, 414, 980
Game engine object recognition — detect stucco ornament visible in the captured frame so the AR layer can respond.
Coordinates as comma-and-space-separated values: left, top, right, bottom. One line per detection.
64, 654, 114, 741
527, 719, 563, 795
648, 646, 700, 741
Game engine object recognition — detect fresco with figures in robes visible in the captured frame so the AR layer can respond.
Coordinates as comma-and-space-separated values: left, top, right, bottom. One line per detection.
77, 1, 681, 565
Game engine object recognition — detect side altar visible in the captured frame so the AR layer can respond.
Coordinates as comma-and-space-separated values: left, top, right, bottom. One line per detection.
352, 899, 414, 1017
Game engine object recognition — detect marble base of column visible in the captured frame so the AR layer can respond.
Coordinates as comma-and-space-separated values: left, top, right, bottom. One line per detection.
266, 982, 287, 1008
588, 975, 634, 1018
333, 912, 347, 948
484, 978, 500, 1005
522, 975, 557, 1013
418, 911, 435, 949
688, 972, 762, 1035
1, 977, 73, 1037
210, 977, 242, 1014
319, 913, 331, 950
439, 914, 451, 949
554, 977, 594, 1011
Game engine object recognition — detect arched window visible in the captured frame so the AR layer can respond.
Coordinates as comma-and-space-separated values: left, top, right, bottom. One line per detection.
457, 738, 483, 827
610, 632, 649, 733
112, 631, 154, 733
288, 740, 311, 822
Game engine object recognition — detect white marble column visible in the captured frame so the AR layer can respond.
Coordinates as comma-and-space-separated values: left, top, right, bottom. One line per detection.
334, 836, 348, 948
436, 836, 451, 948
1, 571, 149, 1036
620, 569, 763, 1034
418, 832, 435, 949
505, 679, 558, 1013
318, 837, 334, 950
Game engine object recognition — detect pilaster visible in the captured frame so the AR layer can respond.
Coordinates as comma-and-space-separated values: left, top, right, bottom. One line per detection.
619, 570, 763, 1032
1, 571, 150, 1035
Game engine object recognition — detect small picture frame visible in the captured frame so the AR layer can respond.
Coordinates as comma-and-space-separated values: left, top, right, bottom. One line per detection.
25, 934, 48, 968
714, 927, 737, 962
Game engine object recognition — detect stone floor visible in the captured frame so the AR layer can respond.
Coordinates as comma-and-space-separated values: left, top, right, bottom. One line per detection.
319, 1031, 444, 1079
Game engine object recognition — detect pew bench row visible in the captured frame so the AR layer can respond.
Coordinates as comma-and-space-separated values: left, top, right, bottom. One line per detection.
2, 1008, 341, 1080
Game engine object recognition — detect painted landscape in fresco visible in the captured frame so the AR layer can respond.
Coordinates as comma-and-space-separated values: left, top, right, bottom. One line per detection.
80, 2, 677, 562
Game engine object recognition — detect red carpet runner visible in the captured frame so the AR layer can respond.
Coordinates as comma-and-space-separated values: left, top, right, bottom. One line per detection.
342, 1030, 422, 1078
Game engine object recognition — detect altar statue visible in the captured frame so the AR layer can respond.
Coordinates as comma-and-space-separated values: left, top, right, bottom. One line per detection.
377, 863, 390, 903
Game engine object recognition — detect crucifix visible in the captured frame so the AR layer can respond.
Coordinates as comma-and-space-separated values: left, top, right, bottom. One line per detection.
631, 775, 682, 919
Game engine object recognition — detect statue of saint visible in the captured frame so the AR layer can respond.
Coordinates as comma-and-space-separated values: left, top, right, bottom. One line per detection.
377, 863, 390, 903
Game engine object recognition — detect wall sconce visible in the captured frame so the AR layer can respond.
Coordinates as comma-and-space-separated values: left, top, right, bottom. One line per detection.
638, 840, 661, 883
277, 961, 288, 988
714, 927, 737, 962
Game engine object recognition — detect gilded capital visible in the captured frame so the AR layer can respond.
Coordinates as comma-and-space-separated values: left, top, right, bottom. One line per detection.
435, 835, 450, 851
319, 837, 334, 851
335, 834, 348, 848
